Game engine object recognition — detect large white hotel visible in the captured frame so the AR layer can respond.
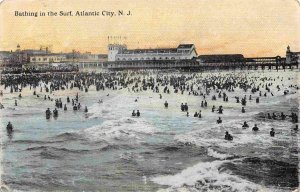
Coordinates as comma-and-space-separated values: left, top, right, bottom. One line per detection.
108, 44, 197, 62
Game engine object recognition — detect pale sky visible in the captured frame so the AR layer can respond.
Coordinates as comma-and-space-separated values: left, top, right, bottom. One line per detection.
0, 0, 299, 57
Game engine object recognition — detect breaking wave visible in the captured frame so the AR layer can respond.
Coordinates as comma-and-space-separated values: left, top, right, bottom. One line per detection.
79, 116, 155, 143
207, 148, 233, 160
151, 160, 260, 192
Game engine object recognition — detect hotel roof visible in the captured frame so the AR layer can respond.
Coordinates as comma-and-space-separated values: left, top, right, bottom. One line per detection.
177, 44, 194, 49
120, 44, 195, 54
121, 48, 178, 54
30, 53, 67, 56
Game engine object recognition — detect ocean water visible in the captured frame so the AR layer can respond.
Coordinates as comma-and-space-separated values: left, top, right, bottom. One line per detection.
0, 69, 299, 192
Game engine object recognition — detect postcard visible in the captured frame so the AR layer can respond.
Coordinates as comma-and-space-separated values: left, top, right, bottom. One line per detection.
0, 0, 299, 191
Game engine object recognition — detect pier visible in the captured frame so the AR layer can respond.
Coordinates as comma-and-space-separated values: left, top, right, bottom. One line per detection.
102, 57, 298, 71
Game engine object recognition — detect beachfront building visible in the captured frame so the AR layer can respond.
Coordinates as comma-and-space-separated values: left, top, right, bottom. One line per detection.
197, 54, 245, 66
0, 51, 12, 67
286, 45, 300, 65
108, 44, 197, 62
29, 54, 67, 65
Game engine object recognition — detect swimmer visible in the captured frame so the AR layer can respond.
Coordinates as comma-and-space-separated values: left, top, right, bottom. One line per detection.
270, 128, 275, 137
217, 117, 222, 124
242, 121, 249, 128
252, 124, 259, 131
225, 131, 233, 141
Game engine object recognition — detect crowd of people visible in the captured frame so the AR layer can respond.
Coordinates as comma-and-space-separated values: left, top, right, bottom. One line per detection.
1, 66, 79, 74
1, 70, 299, 141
